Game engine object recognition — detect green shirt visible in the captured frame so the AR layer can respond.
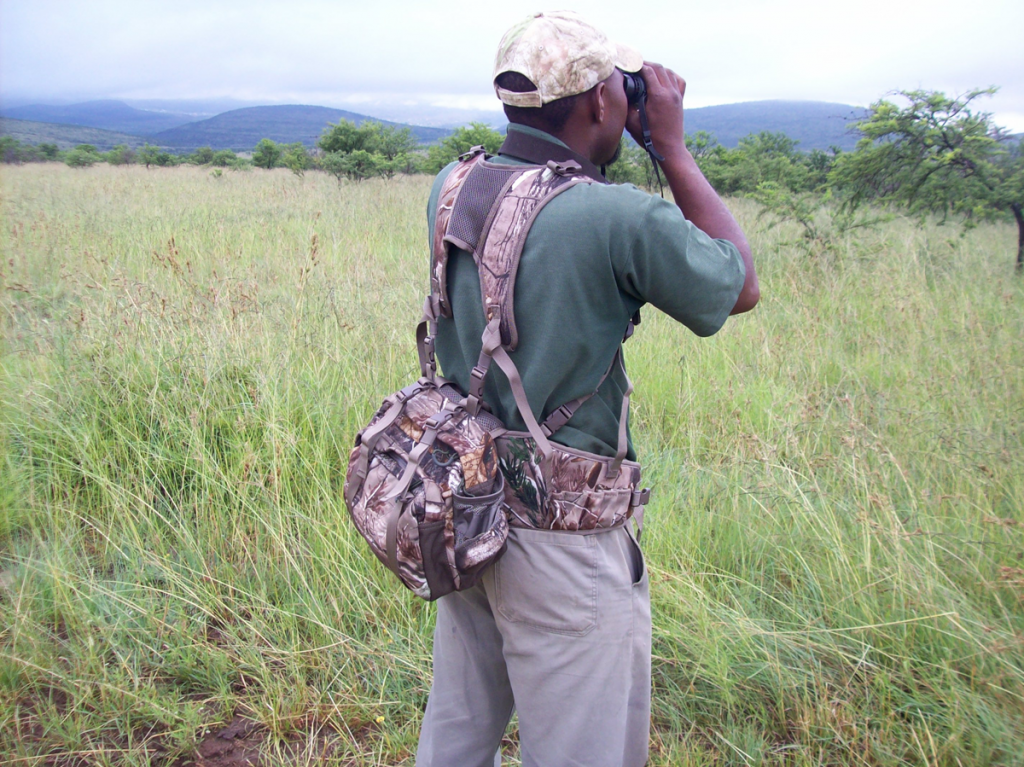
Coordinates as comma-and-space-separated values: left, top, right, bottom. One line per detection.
427, 124, 745, 459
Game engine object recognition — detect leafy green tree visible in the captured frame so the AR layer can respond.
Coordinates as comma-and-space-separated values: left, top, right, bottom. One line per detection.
0, 139, 51, 163
317, 149, 382, 182
64, 147, 99, 168
1, 137, 24, 163
38, 143, 60, 160
687, 131, 720, 161
367, 123, 417, 179
806, 146, 841, 190
317, 119, 418, 181
105, 144, 135, 165
74, 144, 99, 154
211, 149, 238, 167
700, 131, 810, 195
606, 138, 657, 189
282, 142, 312, 177
831, 88, 1024, 270
318, 119, 373, 154
190, 146, 215, 165
252, 138, 282, 169
424, 123, 503, 174
139, 144, 161, 169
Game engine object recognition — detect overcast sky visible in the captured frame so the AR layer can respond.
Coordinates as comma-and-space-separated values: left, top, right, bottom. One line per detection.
2, 0, 1023, 129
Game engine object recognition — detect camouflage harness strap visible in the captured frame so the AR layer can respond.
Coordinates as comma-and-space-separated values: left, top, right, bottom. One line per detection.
428, 148, 634, 463
426, 146, 651, 532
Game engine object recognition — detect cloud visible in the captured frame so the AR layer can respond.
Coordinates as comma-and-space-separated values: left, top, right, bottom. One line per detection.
2, 0, 1022, 128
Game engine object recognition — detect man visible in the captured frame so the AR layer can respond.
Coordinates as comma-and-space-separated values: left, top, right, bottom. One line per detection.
417, 11, 758, 767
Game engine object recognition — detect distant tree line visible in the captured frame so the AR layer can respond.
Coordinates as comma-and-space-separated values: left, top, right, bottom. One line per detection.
3, 88, 1020, 267
607, 88, 1024, 270
0, 119, 504, 180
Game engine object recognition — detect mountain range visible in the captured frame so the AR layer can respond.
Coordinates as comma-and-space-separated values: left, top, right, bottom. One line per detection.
150, 105, 450, 151
1, 98, 869, 152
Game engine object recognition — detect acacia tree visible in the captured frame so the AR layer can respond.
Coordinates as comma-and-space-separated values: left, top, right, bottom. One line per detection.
832, 88, 1024, 270
317, 119, 415, 180
252, 139, 282, 169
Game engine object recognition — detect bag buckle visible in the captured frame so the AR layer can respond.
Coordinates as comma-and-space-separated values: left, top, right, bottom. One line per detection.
631, 487, 651, 507
546, 159, 582, 176
541, 404, 574, 436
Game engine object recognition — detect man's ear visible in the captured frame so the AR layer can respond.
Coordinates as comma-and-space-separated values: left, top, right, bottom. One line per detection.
591, 81, 607, 124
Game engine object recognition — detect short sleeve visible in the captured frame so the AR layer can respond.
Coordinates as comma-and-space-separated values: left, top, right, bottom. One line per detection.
618, 195, 746, 337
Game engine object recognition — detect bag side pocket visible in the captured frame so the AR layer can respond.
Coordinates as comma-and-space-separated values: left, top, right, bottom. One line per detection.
418, 519, 455, 601
452, 474, 508, 589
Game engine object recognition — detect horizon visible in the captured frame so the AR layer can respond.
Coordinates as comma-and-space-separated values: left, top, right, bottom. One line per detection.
0, 94, 878, 130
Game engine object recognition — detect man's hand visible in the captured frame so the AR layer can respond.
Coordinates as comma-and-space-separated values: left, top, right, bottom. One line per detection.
625, 63, 687, 162
626, 62, 760, 315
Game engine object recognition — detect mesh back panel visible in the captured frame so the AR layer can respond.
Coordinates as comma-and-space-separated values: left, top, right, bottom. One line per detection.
447, 165, 517, 252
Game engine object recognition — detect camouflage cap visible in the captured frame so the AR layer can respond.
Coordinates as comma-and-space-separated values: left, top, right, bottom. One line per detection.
493, 11, 644, 108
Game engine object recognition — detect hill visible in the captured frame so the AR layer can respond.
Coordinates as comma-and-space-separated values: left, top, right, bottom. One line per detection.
151, 105, 450, 151
0, 118, 149, 150
686, 100, 867, 151
1, 100, 196, 135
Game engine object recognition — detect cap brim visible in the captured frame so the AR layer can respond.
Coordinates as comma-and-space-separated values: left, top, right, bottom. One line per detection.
614, 43, 644, 73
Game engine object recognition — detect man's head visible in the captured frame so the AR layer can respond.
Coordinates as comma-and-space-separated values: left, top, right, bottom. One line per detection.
493, 11, 642, 160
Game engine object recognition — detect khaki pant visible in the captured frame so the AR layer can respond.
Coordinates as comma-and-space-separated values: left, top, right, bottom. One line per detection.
416, 524, 651, 767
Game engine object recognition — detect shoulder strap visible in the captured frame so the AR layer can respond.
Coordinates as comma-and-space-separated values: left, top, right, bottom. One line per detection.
424, 142, 634, 466
475, 160, 593, 350
431, 146, 488, 318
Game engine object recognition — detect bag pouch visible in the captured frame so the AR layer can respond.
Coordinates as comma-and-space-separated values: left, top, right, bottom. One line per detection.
547, 487, 633, 531
452, 474, 509, 584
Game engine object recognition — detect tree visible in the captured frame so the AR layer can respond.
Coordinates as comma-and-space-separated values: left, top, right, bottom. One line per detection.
424, 123, 503, 174
605, 138, 658, 189
316, 119, 418, 181
699, 131, 810, 195
211, 149, 238, 167
190, 146, 215, 165
106, 144, 135, 165
1, 137, 24, 163
366, 123, 417, 179
806, 146, 842, 190
64, 147, 99, 168
38, 143, 60, 160
252, 139, 282, 169
317, 149, 382, 182
831, 88, 1024, 270
282, 142, 312, 177
138, 144, 161, 169
318, 119, 373, 155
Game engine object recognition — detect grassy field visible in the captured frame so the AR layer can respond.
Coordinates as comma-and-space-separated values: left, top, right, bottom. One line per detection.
1, 163, 1022, 766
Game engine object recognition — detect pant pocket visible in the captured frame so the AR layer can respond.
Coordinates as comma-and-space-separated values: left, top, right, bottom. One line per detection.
494, 528, 597, 636
626, 524, 646, 587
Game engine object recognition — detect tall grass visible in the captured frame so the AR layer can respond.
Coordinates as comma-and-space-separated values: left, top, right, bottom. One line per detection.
1, 164, 1022, 765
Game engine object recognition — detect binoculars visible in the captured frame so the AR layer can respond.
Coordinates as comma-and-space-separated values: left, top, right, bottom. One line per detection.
621, 71, 664, 162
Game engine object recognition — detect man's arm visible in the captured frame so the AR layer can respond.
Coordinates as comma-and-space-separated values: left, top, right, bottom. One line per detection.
626, 63, 759, 314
